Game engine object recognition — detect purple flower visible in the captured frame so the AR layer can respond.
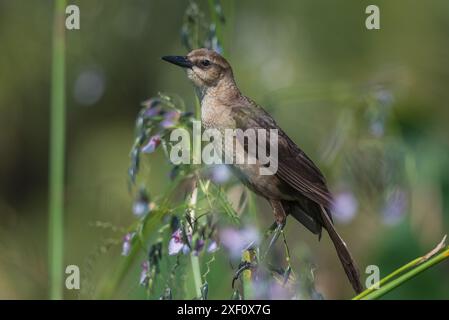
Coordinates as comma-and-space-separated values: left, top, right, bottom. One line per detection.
182, 244, 191, 255
168, 229, 191, 256
139, 261, 150, 286
332, 191, 358, 224
144, 105, 162, 118
133, 201, 149, 217
219, 227, 260, 259
193, 239, 205, 256
141, 98, 160, 110
141, 135, 161, 154
141, 98, 162, 119
383, 188, 407, 225
207, 240, 218, 253
140, 98, 162, 118
210, 165, 231, 184
160, 111, 180, 129
132, 188, 150, 217
121, 232, 135, 256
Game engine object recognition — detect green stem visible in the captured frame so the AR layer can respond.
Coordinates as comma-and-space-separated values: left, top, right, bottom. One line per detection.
353, 257, 421, 300
188, 184, 203, 299
190, 251, 203, 298
358, 247, 449, 300
242, 250, 253, 299
49, 0, 66, 300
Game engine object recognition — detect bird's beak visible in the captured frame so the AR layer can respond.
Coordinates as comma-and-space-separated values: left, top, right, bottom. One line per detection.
161, 56, 193, 68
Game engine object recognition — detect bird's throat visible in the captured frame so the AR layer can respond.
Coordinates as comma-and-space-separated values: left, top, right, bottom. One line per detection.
196, 78, 241, 104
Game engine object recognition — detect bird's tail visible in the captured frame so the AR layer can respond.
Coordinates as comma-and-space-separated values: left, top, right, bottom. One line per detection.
319, 205, 364, 294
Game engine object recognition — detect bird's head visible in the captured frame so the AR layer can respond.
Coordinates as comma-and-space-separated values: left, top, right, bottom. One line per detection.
162, 48, 233, 90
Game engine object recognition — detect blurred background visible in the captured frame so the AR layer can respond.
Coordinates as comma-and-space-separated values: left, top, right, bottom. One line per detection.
0, 0, 448, 299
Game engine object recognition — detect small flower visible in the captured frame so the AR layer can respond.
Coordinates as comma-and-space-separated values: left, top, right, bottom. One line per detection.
210, 164, 231, 184
207, 240, 218, 253
193, 238, 205, 256
332, 191, 358, 224
141, 98, 162, 119
141, 135, 161, 154
219, 227, 260, 259
160, 111, 180, 129
132, 188, 150, 217
132, 201, 149, 217
139, 261, 150, 286
144, 105, 162, 118
141, 98, 160, 110
168, 230, 184, 255
121, 232, 135, 256
182, 245, 191, 255
168, 229, 191, 256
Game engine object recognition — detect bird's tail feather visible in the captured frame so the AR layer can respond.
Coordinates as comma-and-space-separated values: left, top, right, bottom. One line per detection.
319, 205, 363, 294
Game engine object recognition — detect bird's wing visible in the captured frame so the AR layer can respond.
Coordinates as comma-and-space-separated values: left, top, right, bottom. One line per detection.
231, 100, 334, 209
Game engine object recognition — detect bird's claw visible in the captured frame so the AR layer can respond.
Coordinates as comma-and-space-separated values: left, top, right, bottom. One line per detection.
262, 221, 285, 260
231, 261, 254, 289
264, 221, 278, 239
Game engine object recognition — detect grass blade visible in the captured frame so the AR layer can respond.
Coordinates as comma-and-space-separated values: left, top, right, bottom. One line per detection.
48, 0, 66, 300
353, 236, 448, 300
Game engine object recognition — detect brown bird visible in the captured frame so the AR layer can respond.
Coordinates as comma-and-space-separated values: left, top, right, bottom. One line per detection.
162, 48, 363, 294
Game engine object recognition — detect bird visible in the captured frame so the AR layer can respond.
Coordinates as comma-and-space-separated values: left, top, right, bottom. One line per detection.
162, 48, 363, 294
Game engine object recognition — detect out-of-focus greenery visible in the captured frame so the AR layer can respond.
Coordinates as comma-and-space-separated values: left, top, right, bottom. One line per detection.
48, 0, 67, 300
0, 0, 448, 299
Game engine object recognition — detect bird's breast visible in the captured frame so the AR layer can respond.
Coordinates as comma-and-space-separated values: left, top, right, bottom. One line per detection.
200, 100, 289, 200
200, 100, 234, 130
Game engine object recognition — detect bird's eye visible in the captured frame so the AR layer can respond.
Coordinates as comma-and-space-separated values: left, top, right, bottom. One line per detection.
200, 59, 211, 67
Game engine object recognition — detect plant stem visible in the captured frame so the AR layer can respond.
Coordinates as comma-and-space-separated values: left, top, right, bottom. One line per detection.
352, 257, 421, 300
242, 250, 253, 299
49, 0, 66, 300
358, 247, 449, 300
188, 185, 203, 299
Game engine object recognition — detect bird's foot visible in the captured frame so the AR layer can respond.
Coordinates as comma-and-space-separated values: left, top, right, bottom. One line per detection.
263, 221, 278, 239
262, 220, 285, 261
231, 261, 254, 289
